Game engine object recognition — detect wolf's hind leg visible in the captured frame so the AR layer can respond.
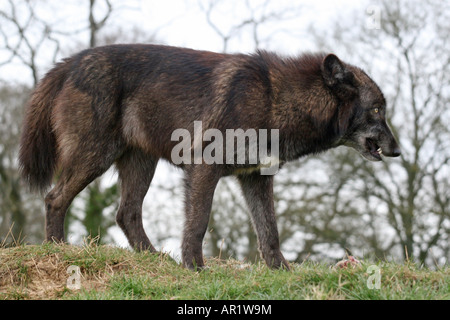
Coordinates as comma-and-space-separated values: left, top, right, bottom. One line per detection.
115, 148, 158, 252
45, 151, 116, 243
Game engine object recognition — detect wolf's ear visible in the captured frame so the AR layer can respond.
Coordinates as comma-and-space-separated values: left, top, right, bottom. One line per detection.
321, 54, 358, 99
322, 54, 346, 87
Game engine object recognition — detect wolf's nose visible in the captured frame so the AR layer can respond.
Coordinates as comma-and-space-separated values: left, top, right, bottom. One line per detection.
392, 147, 401, 157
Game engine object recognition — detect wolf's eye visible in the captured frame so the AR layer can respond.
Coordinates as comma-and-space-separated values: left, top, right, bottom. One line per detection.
373, 107, 379, 114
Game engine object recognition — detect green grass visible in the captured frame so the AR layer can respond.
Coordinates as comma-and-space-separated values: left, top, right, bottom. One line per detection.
0, 242, 448, 300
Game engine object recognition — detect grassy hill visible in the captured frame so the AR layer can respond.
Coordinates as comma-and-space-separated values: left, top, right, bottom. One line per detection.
0, 242, 448, 300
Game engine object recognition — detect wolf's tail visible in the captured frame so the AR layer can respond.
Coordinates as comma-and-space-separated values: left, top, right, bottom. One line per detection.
19, 60, 70, 193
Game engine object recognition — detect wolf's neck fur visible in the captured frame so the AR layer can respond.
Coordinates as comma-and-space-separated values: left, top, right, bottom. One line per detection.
261, 51, 341, 161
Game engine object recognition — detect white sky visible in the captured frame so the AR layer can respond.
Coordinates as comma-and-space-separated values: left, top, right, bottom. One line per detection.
1, 0, 369, 84
138, 0, 365, 53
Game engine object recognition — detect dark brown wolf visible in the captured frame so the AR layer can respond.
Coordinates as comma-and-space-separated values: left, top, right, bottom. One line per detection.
19, 44, 400, 270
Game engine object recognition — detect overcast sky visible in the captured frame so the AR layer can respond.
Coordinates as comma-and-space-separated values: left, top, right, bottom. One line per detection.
138, 0, 366, 53
0, 0, 371, 84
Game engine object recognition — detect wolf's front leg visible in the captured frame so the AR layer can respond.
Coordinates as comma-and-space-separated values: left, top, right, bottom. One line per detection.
182, 164, 222, 270
238, 172, 290, 270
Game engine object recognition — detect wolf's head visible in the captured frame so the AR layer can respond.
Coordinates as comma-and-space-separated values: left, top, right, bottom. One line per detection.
321, 54, 401, 161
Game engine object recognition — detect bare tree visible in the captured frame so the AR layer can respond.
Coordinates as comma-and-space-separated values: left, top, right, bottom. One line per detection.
0, 83, 44, 244
365, 0, 449, 265
0, 0, 61, 85
88, 0, 113, 48
0, 0, 63, 243
199, 0, 301, 52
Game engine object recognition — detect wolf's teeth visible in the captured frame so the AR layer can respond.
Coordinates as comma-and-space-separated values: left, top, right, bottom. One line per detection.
377, 148, 383, 155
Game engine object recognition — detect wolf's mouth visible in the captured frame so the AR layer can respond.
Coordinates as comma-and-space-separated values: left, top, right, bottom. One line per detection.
365, 138, 383, 161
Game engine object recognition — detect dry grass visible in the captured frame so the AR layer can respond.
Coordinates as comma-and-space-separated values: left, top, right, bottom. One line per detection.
1, 241, 448, 300
0, 240, 173, 299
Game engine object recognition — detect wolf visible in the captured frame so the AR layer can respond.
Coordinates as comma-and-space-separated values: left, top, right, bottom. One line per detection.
19, 44, 401, 270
